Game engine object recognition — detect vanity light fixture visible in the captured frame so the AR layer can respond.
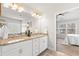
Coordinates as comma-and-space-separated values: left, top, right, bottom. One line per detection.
31, 12, 42, 17
3, 3, 24, 12
11, 3, 18, 10
3, 3, 41, 17
31, 8, 42, 17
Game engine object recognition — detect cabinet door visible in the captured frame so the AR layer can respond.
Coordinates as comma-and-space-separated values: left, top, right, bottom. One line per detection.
20, 40, 32, 56
33, 38, 40, 56
2, 43, 21, 56
2, 48, 20, 56
40, 36, 48, 53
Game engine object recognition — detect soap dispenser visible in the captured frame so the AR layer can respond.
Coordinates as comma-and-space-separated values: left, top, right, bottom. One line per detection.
25, 27, 31, 37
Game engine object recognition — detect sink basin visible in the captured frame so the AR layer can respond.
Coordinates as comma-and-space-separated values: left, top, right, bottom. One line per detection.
8, 39, 24, 43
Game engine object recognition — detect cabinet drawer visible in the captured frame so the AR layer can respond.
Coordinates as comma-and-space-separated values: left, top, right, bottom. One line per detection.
33, 38, 40, 43
41, 36, 48, 40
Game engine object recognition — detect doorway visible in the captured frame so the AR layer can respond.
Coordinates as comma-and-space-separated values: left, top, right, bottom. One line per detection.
56, 8, 79, 56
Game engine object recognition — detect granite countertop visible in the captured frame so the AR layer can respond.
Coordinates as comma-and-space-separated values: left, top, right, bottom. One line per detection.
0, 33, 48, 46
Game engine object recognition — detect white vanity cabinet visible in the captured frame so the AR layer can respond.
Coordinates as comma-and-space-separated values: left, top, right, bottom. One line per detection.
1, 40, 32, 56
0, 36, 48, 56
40, 36, 48, 53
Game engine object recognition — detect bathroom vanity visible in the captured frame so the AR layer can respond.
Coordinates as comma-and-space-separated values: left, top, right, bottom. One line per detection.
0, 3, 48, 56
0, 33, 48, 56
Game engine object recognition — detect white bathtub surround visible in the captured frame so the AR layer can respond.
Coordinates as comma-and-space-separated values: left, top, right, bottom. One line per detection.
65, 34, 79, 45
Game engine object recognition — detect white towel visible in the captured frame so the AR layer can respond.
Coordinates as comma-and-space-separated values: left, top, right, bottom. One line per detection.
2, 25, 8, 39
0, 25, 8, 39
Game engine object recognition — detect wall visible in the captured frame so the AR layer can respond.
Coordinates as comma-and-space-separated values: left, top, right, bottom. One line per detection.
46, 13, 56, 51
21, 17, 40, 33
32, 17, 41, 33
46, 4, 79, 51
40, 16, 48, 33
22, 15, 48, 34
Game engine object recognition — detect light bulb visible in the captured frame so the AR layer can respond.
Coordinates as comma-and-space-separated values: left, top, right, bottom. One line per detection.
11, 4, 18, 10
31, 12, 36, 16
36, 14, 40, 16
18, 7, 24, 12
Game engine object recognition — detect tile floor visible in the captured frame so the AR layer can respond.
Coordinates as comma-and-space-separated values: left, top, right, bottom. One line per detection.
39, 49, 68, 56
40, 39, 79, 56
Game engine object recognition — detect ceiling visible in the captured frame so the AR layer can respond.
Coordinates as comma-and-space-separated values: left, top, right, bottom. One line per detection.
21, 3, 79, 13
17, 3, 79, 21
